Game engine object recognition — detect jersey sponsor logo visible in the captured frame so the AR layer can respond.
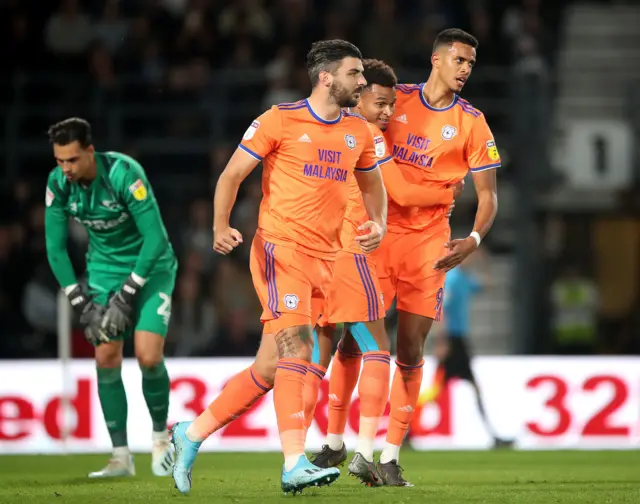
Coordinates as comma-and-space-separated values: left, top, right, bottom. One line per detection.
344, 134, 356, 150
283, 294, 299, 310
101, 200, 123, 211
441, 125, 457, 140
45, 187, 54, 207
243, 120, 260, 140
128, 179, 147, 201
73, 212, 129, 230
374, 136, 386, 158
69, 202, 78, 213
486, 140, 500, 161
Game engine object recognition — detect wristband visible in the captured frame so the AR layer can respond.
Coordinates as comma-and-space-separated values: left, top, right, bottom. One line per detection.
469, 231, 481, 247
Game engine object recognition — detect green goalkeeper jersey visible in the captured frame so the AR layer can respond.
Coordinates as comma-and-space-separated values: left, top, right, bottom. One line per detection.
45, 151, 177, 289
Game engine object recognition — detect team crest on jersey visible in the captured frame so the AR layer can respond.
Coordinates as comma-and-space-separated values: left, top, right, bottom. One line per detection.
283, 294, 299, 310
441, 125, 457, 140
243, 120, 260, 140
128, 179, 148, 201
344, 134, 356, 150
374, 136, 385, 158
486, 140, 500, 161
45, 187, 54, 207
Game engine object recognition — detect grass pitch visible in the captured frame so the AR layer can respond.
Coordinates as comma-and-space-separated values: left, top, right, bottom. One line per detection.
0, 450, 638, 503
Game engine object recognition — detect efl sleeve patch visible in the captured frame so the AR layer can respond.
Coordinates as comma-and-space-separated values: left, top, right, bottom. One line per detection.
374, 136, 386, 158
486, 140, 500, 161
45, 186, 54, 207
243, 120, 260, 140
128, 179, 148, 201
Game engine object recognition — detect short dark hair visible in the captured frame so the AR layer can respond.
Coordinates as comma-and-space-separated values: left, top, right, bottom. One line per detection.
306, 39, 363, 87
433, 28, 479, 53
47, 117, 93, 148
362, 59, 397, 90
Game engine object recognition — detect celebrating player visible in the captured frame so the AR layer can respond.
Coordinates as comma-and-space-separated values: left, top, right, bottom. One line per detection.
44, 118, 177, 478
170, 40, 388, 495
305, 59, 464, 486
318, 28, 500, 486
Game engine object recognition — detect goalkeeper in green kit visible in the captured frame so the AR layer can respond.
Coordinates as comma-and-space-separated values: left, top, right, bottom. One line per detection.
44, 118, 176, 478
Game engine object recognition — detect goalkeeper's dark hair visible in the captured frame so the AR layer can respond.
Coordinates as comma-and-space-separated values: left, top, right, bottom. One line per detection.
306, 39, 363, 87
362, 59, 397, 90
48, 117, 93, 148
433, 28, 479, 53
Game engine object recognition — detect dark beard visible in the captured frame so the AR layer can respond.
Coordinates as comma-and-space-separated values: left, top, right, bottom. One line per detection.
330, 81, 359, 108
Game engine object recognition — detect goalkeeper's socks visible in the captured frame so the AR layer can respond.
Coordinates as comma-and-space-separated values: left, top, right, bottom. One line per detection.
274, 358, 308, 471
356, 351, 391, 462
326, 344, 362, 444
140, 361, 171, 432
303, 364, 326, 432
186, 365, 272, 442
382, 359, 424, 460
97, 367, 128, 448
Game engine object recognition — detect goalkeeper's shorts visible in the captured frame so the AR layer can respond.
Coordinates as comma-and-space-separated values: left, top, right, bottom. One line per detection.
87, 268, 176, 339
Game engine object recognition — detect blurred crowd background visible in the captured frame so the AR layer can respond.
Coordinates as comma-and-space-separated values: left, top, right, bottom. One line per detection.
1, 0, 639, 359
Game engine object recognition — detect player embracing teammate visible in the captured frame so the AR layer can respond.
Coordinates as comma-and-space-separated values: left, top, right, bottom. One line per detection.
313, 28, 500, 486
171, 28, 500, 493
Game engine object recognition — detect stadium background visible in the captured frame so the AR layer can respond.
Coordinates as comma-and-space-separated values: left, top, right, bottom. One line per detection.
2, 0, 640, 456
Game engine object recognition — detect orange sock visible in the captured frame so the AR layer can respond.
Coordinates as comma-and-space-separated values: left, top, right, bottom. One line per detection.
186, 366, 271, 442
356, 351, 390, 461
380, 359, 424, 463
274, 358, 308, 470
326, 343, 362, 450
303, 364, 326, 432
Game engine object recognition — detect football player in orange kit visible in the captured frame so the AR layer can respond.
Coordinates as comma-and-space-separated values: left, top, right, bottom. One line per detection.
317, 28, 500, 487
306, 59, 463, 486
170, 40, 388, 495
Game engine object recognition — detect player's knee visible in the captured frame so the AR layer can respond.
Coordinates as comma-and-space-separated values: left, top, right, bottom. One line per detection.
395, 338, 425, 366
274, 325, 313, 361
95, 343, 123, 368
252, 356, 277, 387
136, 353, 163, 369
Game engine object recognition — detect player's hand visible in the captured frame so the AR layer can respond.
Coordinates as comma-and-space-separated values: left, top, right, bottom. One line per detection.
434, 236, 478, 272
213, 226, 243, 255
101, 275, 140, 338
80, 303, 110, 346
355, 220, 385, 254
67, 286, 110, 345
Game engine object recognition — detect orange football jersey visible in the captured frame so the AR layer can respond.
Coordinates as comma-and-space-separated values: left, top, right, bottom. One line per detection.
239, 99, 380, 259
339, 122, 391, 254
383, 83, 501, 232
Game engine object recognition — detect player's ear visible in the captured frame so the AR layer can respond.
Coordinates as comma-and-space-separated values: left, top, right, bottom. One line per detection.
431, 51, 439, 68
319, 70, 332, 88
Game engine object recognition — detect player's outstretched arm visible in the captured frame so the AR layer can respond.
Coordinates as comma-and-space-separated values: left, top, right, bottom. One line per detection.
354, 166, 388, 254
213, 148, 260, 254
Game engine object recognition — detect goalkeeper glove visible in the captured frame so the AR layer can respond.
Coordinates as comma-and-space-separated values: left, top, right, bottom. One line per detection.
67, 285, 109, 346
101, 274, 142, 338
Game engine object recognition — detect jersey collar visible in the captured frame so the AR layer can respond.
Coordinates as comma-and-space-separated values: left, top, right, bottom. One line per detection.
419, 83, 458, 112
305, 98, 342, 124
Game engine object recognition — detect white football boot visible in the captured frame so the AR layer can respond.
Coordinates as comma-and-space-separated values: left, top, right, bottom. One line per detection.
151, 430, 174, 477
88, 448, 136, 478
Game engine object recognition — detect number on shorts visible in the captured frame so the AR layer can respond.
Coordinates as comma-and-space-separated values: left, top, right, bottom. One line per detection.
157, 292, 171, 326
